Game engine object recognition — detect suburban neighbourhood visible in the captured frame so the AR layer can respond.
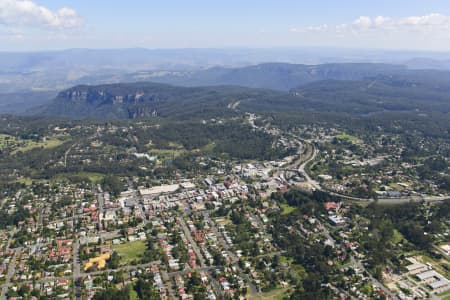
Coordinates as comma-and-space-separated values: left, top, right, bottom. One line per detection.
0, 113, 448, 300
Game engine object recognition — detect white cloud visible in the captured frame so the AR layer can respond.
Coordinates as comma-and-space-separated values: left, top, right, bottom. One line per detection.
374, 16, 387, 26
0, 0, 82, 29
353, 16, 372, 28
296, 13, 450, 33
289, 13, 450, 50
401, 13, 448, 26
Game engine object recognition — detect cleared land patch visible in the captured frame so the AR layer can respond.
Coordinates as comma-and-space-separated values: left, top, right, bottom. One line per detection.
113, 240, 147, 264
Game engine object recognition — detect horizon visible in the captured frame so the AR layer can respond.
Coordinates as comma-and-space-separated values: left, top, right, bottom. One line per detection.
3, 46, 450, 54
0, 3, 450, 300
2, 0, 450, 51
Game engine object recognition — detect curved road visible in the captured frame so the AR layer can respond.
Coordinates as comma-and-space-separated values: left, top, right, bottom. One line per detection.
296, 142, 449, 204
297, 143, 321, 191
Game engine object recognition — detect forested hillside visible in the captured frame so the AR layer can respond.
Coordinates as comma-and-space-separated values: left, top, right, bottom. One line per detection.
41, 73, 450, 122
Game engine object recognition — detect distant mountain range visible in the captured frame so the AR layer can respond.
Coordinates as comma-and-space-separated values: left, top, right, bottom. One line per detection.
39, 62, 450, 120
2, 47, 450, 94
2, 48, 450, 117
3, 48, 450, 73
405, 58, 450, 70
40, 82, 279, 119
143, 63, 406, 91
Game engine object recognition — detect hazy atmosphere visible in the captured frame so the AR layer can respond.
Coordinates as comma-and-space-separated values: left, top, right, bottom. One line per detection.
1, 0, 450, 50
0, 2, 449, 300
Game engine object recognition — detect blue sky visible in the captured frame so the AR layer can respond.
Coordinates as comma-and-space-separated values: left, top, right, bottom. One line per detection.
1, 0, 450, 51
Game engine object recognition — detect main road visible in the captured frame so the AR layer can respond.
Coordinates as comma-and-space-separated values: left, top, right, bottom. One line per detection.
297, 143, 321, 191
0, 249, 18, 300
295, 141, 449, 204
201, 211, 259, 296
178, 218, 206, 268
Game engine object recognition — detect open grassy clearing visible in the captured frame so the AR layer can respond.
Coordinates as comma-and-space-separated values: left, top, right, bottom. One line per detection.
0, 134, 12, 139
391, 229, 405, 244
113, 240, 147, 264
438, 289, 450, 298
56, 172, 105, 183
4, 136, 67, 155
76, 172, 105, 183
15, 177, 35, 185
147, 148, 186, 164
280, 203, 297, 215
147, 142, 215, 164
250, 287, 290, 300
0, 134, 24, 150
14, 138, 65, 153
202, 142, 216, 152
389, 183, 405, 191
215, 217, 231, 226
336, 133, 362, 144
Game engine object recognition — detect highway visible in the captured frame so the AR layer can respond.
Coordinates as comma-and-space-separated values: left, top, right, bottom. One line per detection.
294, 141, 449, 204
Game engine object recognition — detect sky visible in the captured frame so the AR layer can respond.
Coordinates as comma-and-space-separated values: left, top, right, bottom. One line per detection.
1, 0, 450, 51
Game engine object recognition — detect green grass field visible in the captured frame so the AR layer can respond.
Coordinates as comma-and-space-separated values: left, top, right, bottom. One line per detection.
57, 172, 105, 183
149, 148, 185, 156
336, 133, 362, 144
0, 134, 18, 150
438, 289, 450, 299
13, 138, 65, 153
148, 148, 186, 164
250, 288, 289, 300
391, 229, 405, 244
389, 183, 404, 191
77, 172, 105, 183
202, 142, 216, 152
15, 177, 35, 185
113, 240, 147, 264
280, 203, 297, 215
2, 135, 67, 154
